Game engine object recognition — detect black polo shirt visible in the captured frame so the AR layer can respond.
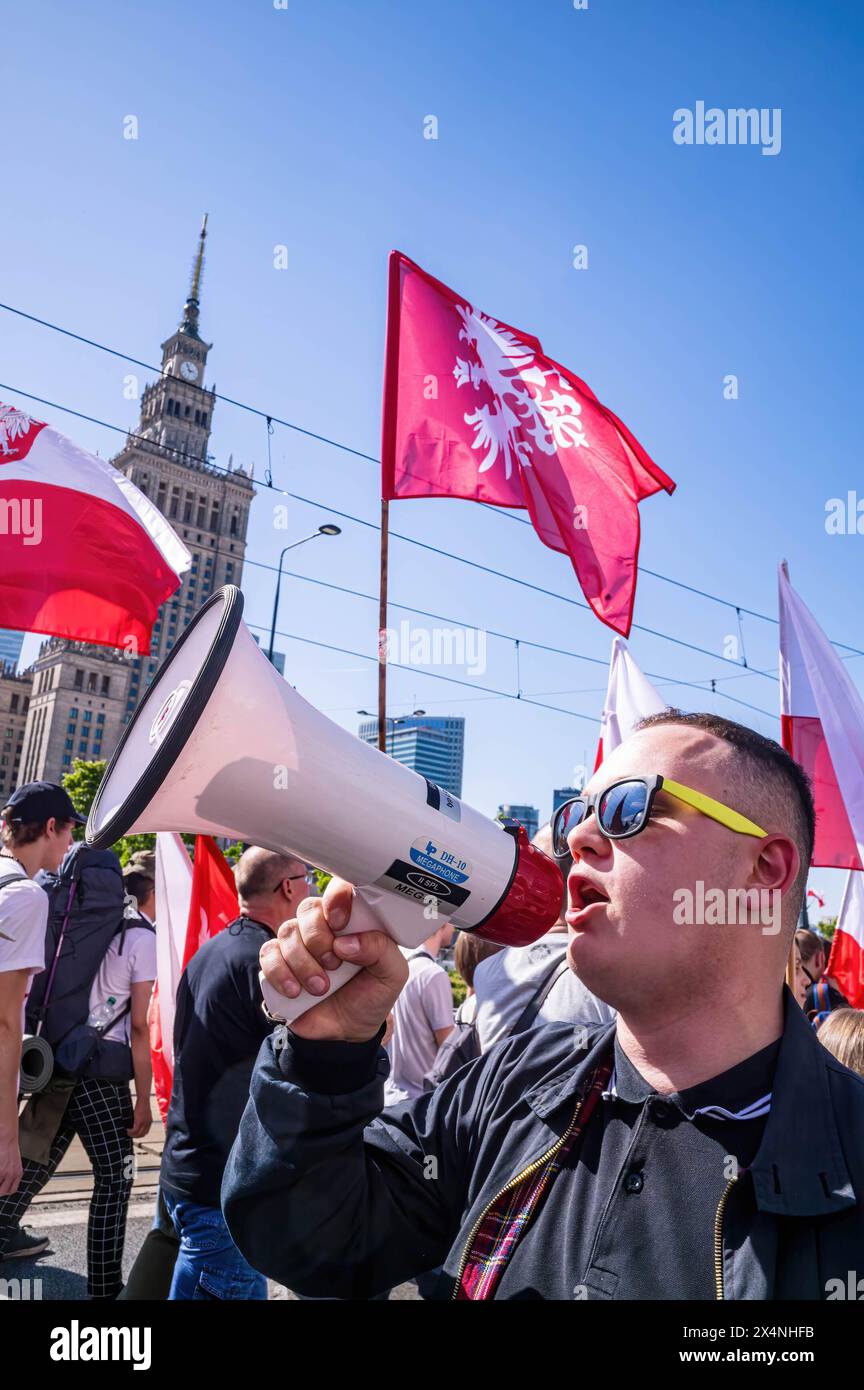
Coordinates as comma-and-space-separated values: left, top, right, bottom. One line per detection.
495, 1032, 781, 1300
161, 916, 275, 1208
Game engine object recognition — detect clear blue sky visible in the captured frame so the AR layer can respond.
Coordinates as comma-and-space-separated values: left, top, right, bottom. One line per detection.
1, 0, 861, 915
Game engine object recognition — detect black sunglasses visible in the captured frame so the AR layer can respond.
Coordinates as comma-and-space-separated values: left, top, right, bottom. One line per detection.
551, 778, 664, 857
551, 774, 767, 859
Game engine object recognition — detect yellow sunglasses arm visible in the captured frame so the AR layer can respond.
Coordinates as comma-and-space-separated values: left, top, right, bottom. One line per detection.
661, 778, 767, 838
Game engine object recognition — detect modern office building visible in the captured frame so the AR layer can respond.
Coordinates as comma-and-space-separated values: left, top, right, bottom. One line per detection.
0, 630, 24, 674
359, 714, 465, 798
498, 803, 539, 842
553, 786, 581, 816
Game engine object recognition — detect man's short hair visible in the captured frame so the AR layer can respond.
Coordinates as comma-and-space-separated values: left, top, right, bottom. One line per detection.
634, 711, 815, 905
795, 928, 825, 969
234, 847, 306, 902
0, 808, 74, 849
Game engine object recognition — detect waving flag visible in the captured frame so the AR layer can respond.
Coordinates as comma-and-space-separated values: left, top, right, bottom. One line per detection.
150, 833, 194, 1123
826, 871, 864, 1008
596, 636, 667, 768
381, 253, 675, 636
181, 834, 239, 969
0, 401, 190, 653
779, 565, 864, 869
150, 834, 239, 1121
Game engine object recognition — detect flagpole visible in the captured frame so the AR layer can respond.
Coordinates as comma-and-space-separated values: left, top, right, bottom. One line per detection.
780, 556, 800, 994
377, 497, 389, 752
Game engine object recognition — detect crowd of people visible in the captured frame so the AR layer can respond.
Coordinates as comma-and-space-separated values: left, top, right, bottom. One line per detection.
2, 709, 864, 1300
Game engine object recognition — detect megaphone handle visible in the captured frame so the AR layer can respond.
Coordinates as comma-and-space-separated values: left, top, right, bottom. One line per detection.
258, 886, 396, 1028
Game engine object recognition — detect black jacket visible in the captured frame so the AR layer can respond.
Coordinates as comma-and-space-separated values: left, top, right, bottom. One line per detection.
221, 988, 864, 1300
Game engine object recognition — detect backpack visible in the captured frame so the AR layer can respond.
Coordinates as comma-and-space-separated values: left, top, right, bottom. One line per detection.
422, 955, 571, 1092
25, 842, 152, 1081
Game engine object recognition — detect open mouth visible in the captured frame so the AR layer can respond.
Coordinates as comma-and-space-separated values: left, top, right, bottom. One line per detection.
567, 877, 610, 915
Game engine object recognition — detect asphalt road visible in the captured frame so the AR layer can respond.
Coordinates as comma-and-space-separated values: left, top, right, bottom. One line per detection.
0, 1199, 421, 1301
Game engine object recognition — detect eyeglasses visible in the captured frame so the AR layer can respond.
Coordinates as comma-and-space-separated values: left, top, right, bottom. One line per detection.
551, 775, 766, 858
272, 873, 312, 894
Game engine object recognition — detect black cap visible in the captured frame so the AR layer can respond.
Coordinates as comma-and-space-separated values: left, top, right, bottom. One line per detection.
3, 781, 86, 826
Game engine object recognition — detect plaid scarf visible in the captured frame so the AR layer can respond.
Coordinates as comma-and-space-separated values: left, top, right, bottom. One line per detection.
455, 1051, 613, 1301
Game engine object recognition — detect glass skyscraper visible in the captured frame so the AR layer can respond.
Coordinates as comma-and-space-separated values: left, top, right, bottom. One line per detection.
359, 715, 465, 798
0, 630, 24, 673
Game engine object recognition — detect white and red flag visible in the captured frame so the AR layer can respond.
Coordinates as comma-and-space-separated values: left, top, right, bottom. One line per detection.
150, 834, 239, 1121
150, 833, 194, 1123
595, 636, 667, 769
0, 401, 190, 653
826, 871, 864, 1009
778, 565, 864, 870
381, 253, 675, 637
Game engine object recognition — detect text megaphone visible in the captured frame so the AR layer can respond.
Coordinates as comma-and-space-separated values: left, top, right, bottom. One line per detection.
87, 587, 563, 1024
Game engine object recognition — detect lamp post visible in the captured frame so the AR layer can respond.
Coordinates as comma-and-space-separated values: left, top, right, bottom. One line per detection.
267, 524, 341, 662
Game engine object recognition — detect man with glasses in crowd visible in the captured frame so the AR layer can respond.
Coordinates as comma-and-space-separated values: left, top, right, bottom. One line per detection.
223, 712, 864, 1300
159, 846, 308, 1300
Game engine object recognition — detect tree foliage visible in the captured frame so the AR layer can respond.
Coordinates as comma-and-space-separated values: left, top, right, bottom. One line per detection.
62, 759, 244, 867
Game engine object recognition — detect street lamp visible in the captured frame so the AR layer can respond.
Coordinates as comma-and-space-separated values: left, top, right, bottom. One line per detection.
267, 524, 341, 661
357, 708, 426, 722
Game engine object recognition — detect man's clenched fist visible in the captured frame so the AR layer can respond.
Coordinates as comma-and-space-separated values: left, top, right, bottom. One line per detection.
259, 877, 409, 1042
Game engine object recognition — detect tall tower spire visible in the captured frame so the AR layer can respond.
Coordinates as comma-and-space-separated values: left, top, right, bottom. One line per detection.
180, 213, 208, 338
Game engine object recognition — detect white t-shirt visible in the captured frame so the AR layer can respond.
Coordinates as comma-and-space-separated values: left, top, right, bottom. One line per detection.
0, 858, 49, 1026
87, 916, 157, 1044
384, 950, 455, 1105
473, 931, 615, 1053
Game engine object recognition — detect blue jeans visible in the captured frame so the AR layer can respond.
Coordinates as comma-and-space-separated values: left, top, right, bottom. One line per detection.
162, 1191, 268, 1301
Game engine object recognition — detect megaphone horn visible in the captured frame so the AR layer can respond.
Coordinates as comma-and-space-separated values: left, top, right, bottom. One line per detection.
87, 587, 563, 1024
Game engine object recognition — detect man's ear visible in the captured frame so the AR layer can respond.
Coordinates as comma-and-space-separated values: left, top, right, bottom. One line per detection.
45, 816, 57, 838
750, 834, 800, 896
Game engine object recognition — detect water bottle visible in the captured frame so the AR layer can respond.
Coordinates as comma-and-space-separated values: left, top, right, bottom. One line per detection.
87, 996, 118, 1030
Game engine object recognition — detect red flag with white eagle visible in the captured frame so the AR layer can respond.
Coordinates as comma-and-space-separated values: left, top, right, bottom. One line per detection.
778, 564, 864, 870
826, 870, 864, 1009
381, 253, 676, 636
595, 636, 668, 769
0, 401, 190, 653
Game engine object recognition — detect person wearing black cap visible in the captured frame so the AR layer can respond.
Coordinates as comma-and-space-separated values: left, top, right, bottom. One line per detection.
0, 782, 82, 1247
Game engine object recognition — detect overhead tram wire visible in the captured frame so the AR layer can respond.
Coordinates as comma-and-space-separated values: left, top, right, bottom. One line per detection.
237, 556, 776, 720
243, 620, 602, 726
6, 300, 864, 659
0, 381, 803, 687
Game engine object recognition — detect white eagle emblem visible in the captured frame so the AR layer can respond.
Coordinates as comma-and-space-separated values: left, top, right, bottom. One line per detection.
452, 306, 589, 480
0, 404, 35, 457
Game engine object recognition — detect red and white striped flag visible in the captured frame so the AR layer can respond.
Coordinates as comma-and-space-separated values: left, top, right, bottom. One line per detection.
150, 833, 194, 1123
779, 565, 864, 869
595, 636, 667, 769
0, 401, 190, 653
150, 834, 239, 1121
826, 870, 864, 1008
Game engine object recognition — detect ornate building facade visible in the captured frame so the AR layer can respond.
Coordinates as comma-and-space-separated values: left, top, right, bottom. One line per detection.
17, 219, 254, 784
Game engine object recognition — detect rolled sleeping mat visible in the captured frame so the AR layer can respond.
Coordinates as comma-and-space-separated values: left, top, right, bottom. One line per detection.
20, 1034, 54, 1095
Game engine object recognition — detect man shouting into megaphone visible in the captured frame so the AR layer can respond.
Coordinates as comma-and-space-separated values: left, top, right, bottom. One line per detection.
222, 712, 864, 1301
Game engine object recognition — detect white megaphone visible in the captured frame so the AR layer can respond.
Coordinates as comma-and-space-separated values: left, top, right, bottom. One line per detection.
87, 587, 563, 1025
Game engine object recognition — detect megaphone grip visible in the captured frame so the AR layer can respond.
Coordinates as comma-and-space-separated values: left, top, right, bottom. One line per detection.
258, 887, 405, 1028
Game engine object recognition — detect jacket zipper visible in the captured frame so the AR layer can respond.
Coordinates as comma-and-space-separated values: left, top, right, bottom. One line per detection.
451, 1092, 586, 1299
713, 1176, 738, 1299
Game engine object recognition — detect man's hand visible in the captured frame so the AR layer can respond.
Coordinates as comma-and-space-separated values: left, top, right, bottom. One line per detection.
259, 877, 408, 1043
128, 1097, 152, 1140
0, 1132, 22, 1197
